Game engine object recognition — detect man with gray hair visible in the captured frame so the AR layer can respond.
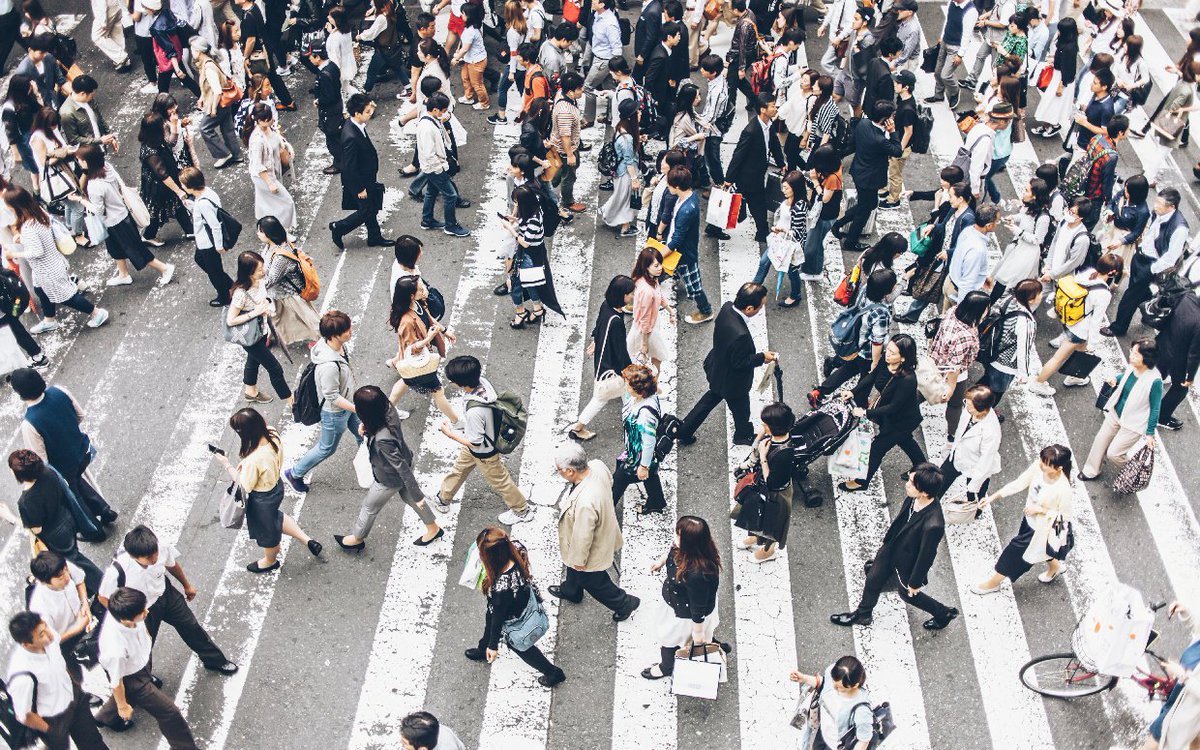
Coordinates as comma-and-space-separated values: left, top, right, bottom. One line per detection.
547, 443, 639, 621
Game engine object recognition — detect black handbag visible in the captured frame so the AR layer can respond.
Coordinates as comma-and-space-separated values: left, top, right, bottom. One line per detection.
909, 260, 947, 303
1095, 378, 1116, 409
921, 44, 940, 74
1059, 351, 1101, 379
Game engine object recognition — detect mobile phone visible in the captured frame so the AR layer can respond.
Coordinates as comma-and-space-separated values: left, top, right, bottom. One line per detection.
207, 444, 225, 456
497, 212, 508, 221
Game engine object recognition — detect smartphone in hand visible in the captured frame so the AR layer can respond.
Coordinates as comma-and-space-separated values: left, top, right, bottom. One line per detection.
207, 444, 225, 456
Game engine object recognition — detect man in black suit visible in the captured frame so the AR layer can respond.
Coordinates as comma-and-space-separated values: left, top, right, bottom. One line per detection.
307, 44, 345, 176
831, 464, 960, 630
679, 283, 779, 446
862, 36, 903, 120
664, 1, 690, 85
642, 22, 682, 139
330, 93, 389, 251
833, 100, 902, 252
633, 0, 663, 79
718, 96, 786, 242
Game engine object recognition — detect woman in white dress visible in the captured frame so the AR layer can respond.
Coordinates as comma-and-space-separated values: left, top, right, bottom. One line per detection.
326, 7, 358, 101
599, 98, 641, 235
990, 176, 1052, 303
1031, 18, 1079, 138
246, 103, 296, 232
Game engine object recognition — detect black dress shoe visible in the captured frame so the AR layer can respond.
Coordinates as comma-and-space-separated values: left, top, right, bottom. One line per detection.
246, 560, 280, 573
830, 611, 872, 627
98, 510, 119, 526
322, 165, 341, 175
367, 237, 392, 247
678, 433, 697, 446
150, 674, 163, 689
493, 281, 510, 296
204, 660, 239, 675
537, 669, 567, 687
102, 717, 136, 732
307, 539, 323, 557
599, 180, 614, 191
209, 297, 230, 307
923, 607, 959, 630
456, 198, 472, 209
704, 227, 731, 240
464, 647, 487, 662
334, 534, 366, 551
732, 434, 754, 446
547, 585, 582, 603
613, 595, 640, 621
330, 223, 345, 251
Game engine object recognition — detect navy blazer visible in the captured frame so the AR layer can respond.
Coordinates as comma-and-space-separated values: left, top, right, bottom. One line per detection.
849, 118, 903, 192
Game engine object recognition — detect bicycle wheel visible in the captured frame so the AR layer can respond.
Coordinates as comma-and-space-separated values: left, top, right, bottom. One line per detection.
1019, 653, 1119, 698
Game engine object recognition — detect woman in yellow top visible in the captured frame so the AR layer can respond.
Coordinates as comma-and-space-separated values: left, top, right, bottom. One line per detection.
213, 408, 322, 573
972, 444, 1074, 595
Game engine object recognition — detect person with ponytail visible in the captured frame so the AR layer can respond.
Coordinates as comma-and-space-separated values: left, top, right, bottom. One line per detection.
789, 655, 874, 750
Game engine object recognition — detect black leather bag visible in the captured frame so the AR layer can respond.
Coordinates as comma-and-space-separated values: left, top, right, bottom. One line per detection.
921, 44, 940, 74
1059, 351, 1101, 379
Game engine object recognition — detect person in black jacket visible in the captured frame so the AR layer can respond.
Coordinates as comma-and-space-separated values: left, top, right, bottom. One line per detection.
831, 463, 960, 630
833, 101, 903, 253
723, 96, 787, 242
307, 44, 345, 176
725, 0, 759, 112
643, 22, 682, 139
330, 94, 390, 250
862, 36, 903, 120
836, 333, 927, 493
680, 283, 779, 446
633, 0, 664, 78
1155, 288, 1200, 432
465, 527, 566, 687
642, 515, 725, 680
664, 2, 690, 85
568, 276, 636, 441
734, 402, 796, 564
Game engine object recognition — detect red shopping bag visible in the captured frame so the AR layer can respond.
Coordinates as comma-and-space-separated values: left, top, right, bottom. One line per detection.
727, 193, 743, 229
563, 0, 581, 23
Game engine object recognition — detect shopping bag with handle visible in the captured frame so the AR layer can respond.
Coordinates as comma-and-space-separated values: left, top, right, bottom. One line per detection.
1073, 583, 1155, 677
705, 187, 741, 230
671, 644, 724, 699
828, 418, 871, 481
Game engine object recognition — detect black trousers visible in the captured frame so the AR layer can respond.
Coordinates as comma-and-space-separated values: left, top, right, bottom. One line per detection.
194, 246, 233, 302
864, 429, 926, 486
937, 457, 990, 501
682, 386, 753, 442
241, 338, 291, 398
726, 68, 758, 112
475, 635, 559, 677
96, 663, 198, 750
558, 567, 631, 613
60, 543, 103, 598
854, 559, 952, 620
1160, 375, 1190, 424
135, 36, 157, 83
146, 582, 228, 669
156, 70, 201, 97
63, 453, 115, 525
612, 463, 665, 510
817, 356, 869, 397
322, 125, 343, 170
1, 315, 40, 357
837, 187, 880, 248
39, 682, 108, 750
333, 195, 383, 242
144, 200, 193, 241
743, 189, 769, 241
1110, 252, 1154, 334
0, 9, 19, 74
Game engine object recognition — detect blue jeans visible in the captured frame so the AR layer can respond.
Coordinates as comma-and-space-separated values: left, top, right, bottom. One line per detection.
802, 217, 834, 275
292, 408, 362, 478
509, 255, 542, 306
752, 249, 801, 298
984, 154, 1010, 204
422, 170, 459, 227
496, 68, 525, 113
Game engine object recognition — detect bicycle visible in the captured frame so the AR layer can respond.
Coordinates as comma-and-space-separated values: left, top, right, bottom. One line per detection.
1019, 600, 1177, 700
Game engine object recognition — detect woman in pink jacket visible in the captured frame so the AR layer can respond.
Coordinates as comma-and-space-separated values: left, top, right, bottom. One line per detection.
628, 245, 675, 373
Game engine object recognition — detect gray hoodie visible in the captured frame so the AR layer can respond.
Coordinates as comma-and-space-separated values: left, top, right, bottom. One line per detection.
311, 338, 355, 412
461, 377, 498, 456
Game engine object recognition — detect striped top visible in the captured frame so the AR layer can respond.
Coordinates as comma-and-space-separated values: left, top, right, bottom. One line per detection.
550, 94, 581, 155
20, 219, 75, 303
519, 213, 545, 246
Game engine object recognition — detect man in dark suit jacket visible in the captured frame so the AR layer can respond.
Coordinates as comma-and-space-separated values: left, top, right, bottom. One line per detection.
307, 44, 345, 175
721, 96, 786, 242
861, 36, 904, 120
330, 93, 389, 251
633, 0, 663, 79
664, 1, 689, 84
642, 22, 682, 139
831, 464, 959, 630
834, 100, 902, 252
680, 283, 779, 445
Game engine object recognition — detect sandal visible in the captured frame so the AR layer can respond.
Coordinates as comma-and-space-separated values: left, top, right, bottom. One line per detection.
640, 664, 669, 680
528, 308, 546, 324
510, 311, 530, 329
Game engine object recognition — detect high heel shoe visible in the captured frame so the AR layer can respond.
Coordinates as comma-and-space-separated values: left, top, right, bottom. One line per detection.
413, 528, 444, 546
334, 534, 365, 552
528, 308, 546, 324
307, 539, 323, 557
509, 310, 530, 329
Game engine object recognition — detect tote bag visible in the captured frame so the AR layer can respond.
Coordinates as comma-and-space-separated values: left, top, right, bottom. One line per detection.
915, 358, 950, 403
353, 442, 374, 489
672, 644, 724, 700
115, 173, 150, 229
828, 420, 871, 481
0, 323, 30, 378
219, 482, 246, 529
1111, 444, 1153, 495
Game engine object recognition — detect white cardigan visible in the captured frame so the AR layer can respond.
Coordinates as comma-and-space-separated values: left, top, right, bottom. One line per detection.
949, 409, 1002, 493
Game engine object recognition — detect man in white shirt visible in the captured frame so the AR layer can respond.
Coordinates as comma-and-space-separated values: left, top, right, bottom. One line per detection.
816, 0, 858, 76
1107, 188, 1191, 336
583, 0, 622, 126
401, 710, 467, 750
27, 552, 98, 692
97, 525, 237, 677
6, 612, 108, 749
180, 168, 235, 307
94, 588, 199, 746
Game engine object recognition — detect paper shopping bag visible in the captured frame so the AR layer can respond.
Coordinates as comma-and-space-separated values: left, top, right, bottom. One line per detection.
706, 188, 741, 230
671, 646, 723, 699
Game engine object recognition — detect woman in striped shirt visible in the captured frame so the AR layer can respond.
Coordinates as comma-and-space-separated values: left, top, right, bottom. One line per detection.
752, 170, 809, 307
801, 76, 840, 156
502, 184, 561, 329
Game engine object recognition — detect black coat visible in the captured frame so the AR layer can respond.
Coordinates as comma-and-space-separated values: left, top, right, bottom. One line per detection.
340, 120, 380, 208
591, 303, 632, 379
848, 119, 902, 192
726, 117, 786, 195
862, 58, 895, 120
313, 61, 344, 134
875, 494, 945, 590
703, 302, 766, 395
851, 364, 923, 435
642, 44, 673, 106
1157, 291, 1200, 381
634, 0, 663, 65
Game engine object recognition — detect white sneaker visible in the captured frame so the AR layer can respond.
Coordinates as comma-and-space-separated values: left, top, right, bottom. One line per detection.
157, 263, 176, 287
1026, 380, 1055, 396
396, 408, 411, 419
275, 66, 291, 76
212, 155, 233, 169
1046, 307, 1059, 320
472, 102, 489, 110
29, 320, 60, 335
86, 308, 109, 328
458, 95, 477, 105
1049, 335, 1064, 348
798, 272, 823, 281
105, 275, 133, 287
138, 82, 158, 94
433, 494, 453, 513
498, 507, 534, 525
1063, 375, 1091, 387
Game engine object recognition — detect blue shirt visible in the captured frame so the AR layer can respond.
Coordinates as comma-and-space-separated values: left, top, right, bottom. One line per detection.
949, 225, 990, 300
590, 10, 623, 60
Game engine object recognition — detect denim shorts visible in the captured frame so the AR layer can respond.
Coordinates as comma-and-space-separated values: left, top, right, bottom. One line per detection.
1063, 327, 1086, 345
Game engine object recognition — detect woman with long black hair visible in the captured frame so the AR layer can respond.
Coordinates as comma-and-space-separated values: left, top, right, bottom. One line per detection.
226, 251, 291, 405
991, 177, 1052, 303
465, 527, 566, 687
668, 84, 707, 179
502, 183, 561, 328
642, 515, 724, 680
137, 111, 191, 246
599, 97, 642, 237
2, 76, 44, 187
567, 275, 636, 442
334, 385, 441, 551
387, 275, 459, 424
212, 407, 321, 574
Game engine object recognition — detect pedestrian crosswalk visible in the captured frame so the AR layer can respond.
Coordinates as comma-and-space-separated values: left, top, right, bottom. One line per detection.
3, 4, 1200, 750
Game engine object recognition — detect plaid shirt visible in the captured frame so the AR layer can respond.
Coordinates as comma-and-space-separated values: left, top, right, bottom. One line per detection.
858, 303, 892, 358
1084, 135, 1118, 201
930, 310, 980, 373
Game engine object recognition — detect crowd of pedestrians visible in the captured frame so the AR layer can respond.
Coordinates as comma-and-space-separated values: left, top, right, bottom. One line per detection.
0, 0, 1197, 747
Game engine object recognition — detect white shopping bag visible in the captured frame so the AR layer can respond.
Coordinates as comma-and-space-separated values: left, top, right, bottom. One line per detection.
672, 646, 724, 699
828, 419, 871, 481
766, 232, 801, 272
1074, 584, 1155, 677
705, 187, 739, 230
353, 442, 374, 489
0, 324, 29, 378
458, 541, 485, 591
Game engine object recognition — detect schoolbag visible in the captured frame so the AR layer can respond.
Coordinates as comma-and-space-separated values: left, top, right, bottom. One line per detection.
465, 391, 528, 454
909, 104, 934, 154
597, 140, 619, 177
528, 69, 559, 100
976, 304, 1023, 365
200, 197, 242, 250
653, 411, 683, 462
749, 50, 783, 95
0, 268, 29, 318
275, 247, 322, 302
828, 114, 851, 158
1060, 139, 1116, 202
631, 82, 659, 132
291, 362, 323, 426
0, 671, 38, 750
1054, 276, 1102, 327
829, 303, 882, 358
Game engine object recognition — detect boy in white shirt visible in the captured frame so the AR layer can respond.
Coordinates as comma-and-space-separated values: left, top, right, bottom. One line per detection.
27, 552, 98, 694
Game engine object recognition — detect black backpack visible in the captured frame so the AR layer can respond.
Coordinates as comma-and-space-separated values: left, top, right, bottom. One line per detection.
653, 412, 683, 463
0, 671, 38, 750
597, 140, 619, 177
0, 269, 29, 318
977, 303, 1023, 365
909, 104, 934, 154
201, 197, 243, 250
829, 114, 851, 158
618, 16, 632, 45
291, 363, 323, 426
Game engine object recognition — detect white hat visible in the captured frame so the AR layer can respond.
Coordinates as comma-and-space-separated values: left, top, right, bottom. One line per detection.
1100, 0, 1122, 13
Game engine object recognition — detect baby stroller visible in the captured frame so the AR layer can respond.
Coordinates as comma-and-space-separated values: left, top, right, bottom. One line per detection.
790, 398, 857, 507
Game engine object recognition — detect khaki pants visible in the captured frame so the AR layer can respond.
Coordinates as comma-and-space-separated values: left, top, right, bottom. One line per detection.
886, 147, 911, 203
90, 0, 127, 65
941, 277, 959, 312
687, 18, 704, 67
461, 59, 489, 106
439, 446, 528, 513
1083, 411, 1144, 477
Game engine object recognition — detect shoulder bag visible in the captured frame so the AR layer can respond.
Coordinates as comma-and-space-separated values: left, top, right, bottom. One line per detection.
501, 584, 550, 651
593, 314, 626, 401
223, 304, 266, 347
220, 481, 246, 529
114, 171, 151, 229
909, 259, 947, 302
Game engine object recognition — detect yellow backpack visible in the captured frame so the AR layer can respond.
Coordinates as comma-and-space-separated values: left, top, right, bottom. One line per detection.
1054, 276, 1092, 327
